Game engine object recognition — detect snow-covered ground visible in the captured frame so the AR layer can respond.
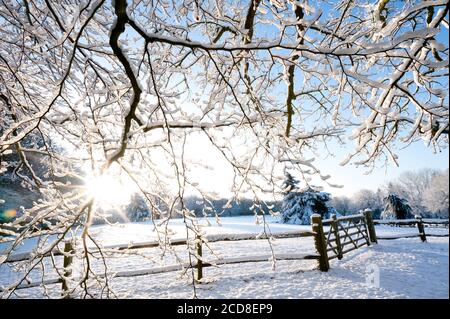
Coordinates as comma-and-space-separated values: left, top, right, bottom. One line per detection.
0, 215, 448, 298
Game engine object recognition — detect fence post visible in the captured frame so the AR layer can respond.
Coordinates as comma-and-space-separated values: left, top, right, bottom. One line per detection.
364, 210, 378, 244
331, 214, 343, 260
415, 215, 427, 242
196, 235, 203, 282
62, 240, 74, 298
311, 214, 329, 271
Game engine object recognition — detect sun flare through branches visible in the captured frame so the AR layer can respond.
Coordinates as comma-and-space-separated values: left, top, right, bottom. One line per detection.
0, 0, 448, 299
84, 173, 136, 210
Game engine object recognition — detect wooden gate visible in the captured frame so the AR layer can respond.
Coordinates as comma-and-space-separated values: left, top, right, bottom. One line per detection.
311, 211, 378, 271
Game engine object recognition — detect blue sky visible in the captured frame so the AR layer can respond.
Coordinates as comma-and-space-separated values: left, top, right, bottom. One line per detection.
182, 1, 450, 198
98, 1, 449, 199
311, 4, 449, 196
184, 132, 449, 199
314, 140, 449, 197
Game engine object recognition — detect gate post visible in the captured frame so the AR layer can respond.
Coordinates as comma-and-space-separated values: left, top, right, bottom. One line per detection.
415, 216, 427, 242
196, 235, 203, 281
311, 214, 329, 271
364, 210, 378, 244
331, 214, 343, 260
62, 240, 74, 298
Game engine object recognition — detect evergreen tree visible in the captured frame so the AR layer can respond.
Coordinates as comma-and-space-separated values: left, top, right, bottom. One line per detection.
282, 170, 299, 194
125, 194, 151, 222
281, 172, 337, 224
381, 194, 413, 220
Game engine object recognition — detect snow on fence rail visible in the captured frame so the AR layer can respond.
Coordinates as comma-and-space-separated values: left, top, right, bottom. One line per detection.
373, 216, 449, 241
311, 211, 377, 271
1, 229, 320, 294
2, 213, 373, 293
3, 230, 316, 263
3, 213, 447, 296
0, 253, 320, 294
374, 218, 448, 227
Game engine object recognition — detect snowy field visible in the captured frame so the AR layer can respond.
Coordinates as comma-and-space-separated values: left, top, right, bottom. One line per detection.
0, 215, 448, 299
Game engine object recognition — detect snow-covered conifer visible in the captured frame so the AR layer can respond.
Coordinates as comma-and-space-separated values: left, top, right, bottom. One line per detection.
381, 194, 413, 220
281, 176, 337, 224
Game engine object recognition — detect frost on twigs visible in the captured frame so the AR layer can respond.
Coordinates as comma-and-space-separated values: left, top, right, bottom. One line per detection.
0, 0, 448, 298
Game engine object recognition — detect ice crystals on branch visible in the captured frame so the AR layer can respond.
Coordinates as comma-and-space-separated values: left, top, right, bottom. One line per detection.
0, 0, 448, 298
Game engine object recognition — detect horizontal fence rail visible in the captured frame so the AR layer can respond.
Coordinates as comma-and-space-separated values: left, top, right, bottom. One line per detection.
3, 230, 315, 263
311, 211, 377, 271
1, 253, 320, 292
2, 213, 448, 296
1, 230, 318, 294
374, 216, 449, 242
374, 218, 448, 227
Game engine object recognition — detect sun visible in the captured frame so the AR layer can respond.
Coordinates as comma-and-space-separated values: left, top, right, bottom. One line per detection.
85, 173, 135, 209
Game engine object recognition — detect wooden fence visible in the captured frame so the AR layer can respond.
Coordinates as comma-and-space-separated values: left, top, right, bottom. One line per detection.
374, 216, 449, 242
0, 229, 319, 295
1, 213, 448, 296
308, 211, 377, 272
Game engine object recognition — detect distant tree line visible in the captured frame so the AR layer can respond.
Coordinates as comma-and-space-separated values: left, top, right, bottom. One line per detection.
2, 165, 448, 226
125, 196, 281, 221
332, 168, 449, 219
